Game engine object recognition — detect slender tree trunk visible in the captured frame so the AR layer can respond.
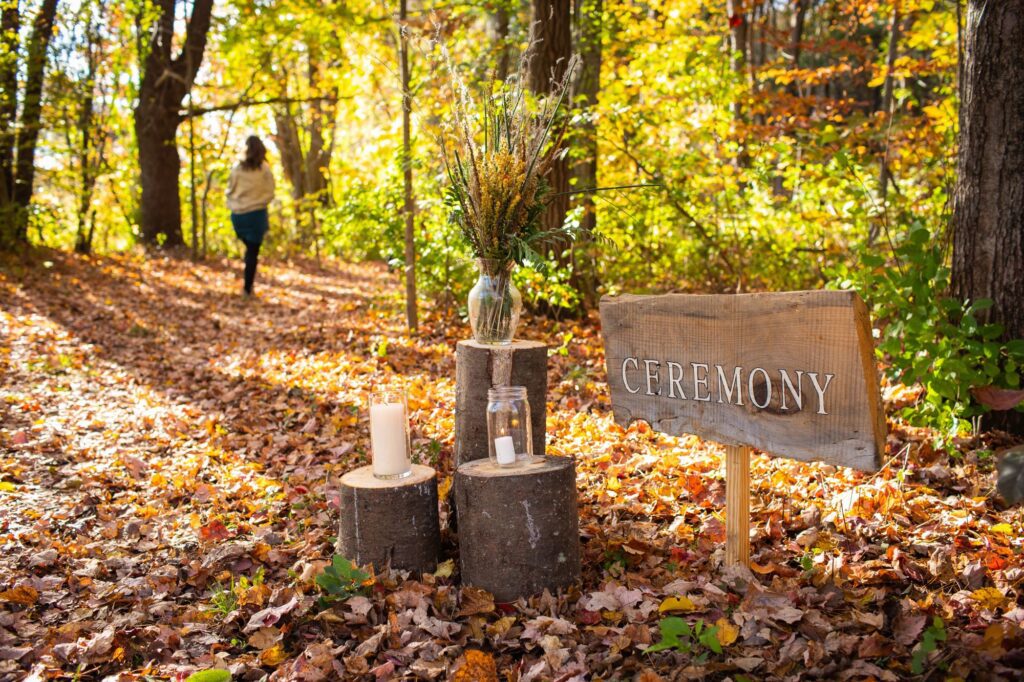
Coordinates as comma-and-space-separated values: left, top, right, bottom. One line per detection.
491, 4, 512, 81
952, 0, 1024, 434
3, 0, 59, 246
134, 0, 214, 249
529, 0, 572, 237
400, 0, 417, 331
788, 0, 808, 96
0, 2, 20, 219
571, 0, 601, 308
726, 0, 748, 120
876, 2, 904, 214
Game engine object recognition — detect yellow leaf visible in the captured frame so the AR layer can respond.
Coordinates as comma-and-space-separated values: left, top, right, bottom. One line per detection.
259, 643, 288, 667
0, 481, 17, 493
990, 523, 1013, 535
971, 587, 1007, 611
715, 617, 739, 647
434, 559, 455, 578
659, 595, 695, 612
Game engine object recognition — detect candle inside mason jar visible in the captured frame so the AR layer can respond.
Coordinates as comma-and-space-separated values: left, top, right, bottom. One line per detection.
370, 401, 410, 478
494, 435, 516, 465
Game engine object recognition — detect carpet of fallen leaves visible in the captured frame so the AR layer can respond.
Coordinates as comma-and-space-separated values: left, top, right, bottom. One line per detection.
1, 250, 1023, 681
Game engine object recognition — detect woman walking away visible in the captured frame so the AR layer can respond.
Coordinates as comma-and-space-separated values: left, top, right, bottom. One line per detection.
227, 136, 275, 296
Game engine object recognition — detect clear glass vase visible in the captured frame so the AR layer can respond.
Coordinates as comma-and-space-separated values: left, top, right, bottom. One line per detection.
468, 258, 522, 345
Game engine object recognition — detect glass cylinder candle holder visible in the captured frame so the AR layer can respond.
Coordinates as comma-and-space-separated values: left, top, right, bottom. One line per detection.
486, 385, 533, 467
369, 386, 412, 480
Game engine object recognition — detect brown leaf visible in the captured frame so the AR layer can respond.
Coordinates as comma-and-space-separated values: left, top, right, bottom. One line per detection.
0, 585, 38, 605
456, 586, 495, 617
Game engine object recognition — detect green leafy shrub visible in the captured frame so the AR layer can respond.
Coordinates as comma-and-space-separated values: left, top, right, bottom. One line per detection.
315, 555, 370, 606
836, 225, 1024, 442
646, 617, 721, 662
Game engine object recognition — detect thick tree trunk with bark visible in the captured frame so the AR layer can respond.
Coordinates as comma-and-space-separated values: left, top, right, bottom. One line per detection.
134, 0, 214, 249
952, 0, 1024, 434
529, 0, 572, 237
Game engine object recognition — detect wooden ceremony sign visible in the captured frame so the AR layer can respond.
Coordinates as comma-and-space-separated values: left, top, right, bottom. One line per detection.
600, 290, 886, 566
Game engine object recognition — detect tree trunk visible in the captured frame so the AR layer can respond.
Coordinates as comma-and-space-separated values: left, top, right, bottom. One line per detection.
491, 4, 512, 81
134, 0, 214, 249
136, 112, 185, 248
0, 2, 20, 220
400, 0, 417, 331
1, 0, 58, 247
529, 0, 572, 237
726, 0, 748, 120
876, 2, 904, 217
952, 0, 1024, 435
571, 0, 601, 307
788, 0, 808, 96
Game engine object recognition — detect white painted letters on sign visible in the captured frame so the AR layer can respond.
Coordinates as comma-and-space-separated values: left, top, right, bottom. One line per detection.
599, 290, 885, 471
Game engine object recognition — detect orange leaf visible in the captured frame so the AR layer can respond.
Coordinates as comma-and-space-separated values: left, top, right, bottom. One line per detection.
0, 585, 38, 605
451, 649, 498, 682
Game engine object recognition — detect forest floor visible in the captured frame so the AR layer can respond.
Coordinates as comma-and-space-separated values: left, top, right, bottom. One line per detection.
1, 250, 1023, 681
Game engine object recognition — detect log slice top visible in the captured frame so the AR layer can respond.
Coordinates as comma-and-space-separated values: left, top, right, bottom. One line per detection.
457, 455, 572, 479
456, 339, 548, 352
340, 464, 436, 489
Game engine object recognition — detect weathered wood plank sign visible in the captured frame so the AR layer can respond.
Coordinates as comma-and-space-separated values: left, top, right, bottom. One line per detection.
600, 290, 887, 565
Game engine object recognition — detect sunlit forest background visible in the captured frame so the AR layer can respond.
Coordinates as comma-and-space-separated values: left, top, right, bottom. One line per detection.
21, 0, 953, 286
7, 0, 1009, 440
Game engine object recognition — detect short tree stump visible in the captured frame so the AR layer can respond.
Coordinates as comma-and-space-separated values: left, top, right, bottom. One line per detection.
454, 456, 581, 602
455, 339, 547, 465
337, 464, 440, 575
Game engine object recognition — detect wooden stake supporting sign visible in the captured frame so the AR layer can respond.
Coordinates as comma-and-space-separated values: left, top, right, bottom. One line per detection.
600, 290, 885, 566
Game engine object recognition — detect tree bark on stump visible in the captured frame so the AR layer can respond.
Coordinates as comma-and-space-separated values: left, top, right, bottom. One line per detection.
455, 456, 581, 602
455, 340, 547, 466
337, 464, 440, 575
952, 0, 1024, 435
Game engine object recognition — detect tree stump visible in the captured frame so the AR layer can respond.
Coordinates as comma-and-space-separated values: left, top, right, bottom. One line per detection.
455, 340, 547, 466
337, 464, 440, 574
454, 456, 581, 602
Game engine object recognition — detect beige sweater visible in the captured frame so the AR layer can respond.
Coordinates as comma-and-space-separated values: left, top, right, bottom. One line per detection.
226, 162, 276, 214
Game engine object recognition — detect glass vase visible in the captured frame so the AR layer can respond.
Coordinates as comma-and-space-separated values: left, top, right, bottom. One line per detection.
486, 385, 533, 467
468, 258, 522, 345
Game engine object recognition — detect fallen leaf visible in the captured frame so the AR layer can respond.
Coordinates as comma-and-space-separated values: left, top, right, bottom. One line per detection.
244, 597, 298, 633
451, 649, 498, 682
658, 595, 696, 612
259, 643, 288, 667
457, 586, 495, 617
0, 585, 39, 605
971, 587, 1007, 611
715, 617, 739, 647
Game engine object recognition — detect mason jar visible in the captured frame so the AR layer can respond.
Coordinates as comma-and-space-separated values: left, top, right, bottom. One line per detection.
486, 385, 533, 467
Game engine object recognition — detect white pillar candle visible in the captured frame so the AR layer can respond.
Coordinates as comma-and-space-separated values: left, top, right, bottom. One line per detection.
370, 402, 410, 478
494, 435, 516, 465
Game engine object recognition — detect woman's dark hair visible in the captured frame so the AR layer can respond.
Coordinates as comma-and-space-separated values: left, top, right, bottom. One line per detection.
241, 135, 267, 170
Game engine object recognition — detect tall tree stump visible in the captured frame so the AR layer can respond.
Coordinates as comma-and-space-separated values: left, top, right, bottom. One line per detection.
455, 340, 547, 466
337, 464, 439, 574
455, 456, 581, 602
